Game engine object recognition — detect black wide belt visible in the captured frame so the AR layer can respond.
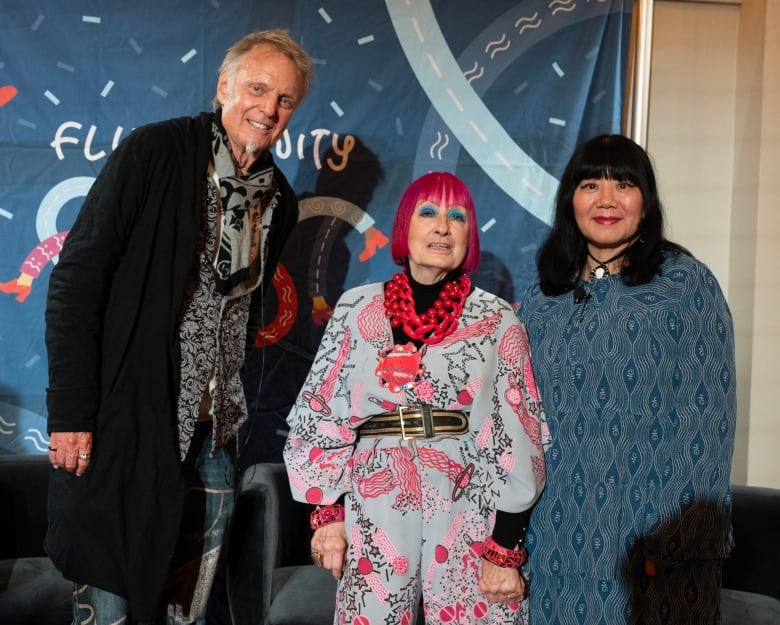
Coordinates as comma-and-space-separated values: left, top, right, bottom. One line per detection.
359, 406, 469, 439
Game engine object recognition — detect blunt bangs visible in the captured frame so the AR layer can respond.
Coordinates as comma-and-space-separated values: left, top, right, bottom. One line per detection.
570, 134, 655, 195
390, 172, 481, 273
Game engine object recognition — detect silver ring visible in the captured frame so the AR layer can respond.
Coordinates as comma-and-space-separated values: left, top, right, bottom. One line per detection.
78, 452, 91, 460
48, 445, 58, 452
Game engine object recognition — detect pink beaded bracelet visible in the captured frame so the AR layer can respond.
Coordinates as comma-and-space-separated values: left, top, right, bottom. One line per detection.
482, 536, 528, 568
310, 504, 345, 530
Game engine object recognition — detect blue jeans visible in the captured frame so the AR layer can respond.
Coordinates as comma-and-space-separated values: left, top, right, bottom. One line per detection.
72, 423, 235, 625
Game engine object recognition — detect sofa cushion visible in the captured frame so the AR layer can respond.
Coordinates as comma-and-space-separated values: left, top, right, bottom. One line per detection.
267, 565, 337, 625
721, 588, 780, 625
0, 556, 71, 625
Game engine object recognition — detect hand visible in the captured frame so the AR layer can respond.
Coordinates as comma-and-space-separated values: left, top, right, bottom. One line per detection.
311, 521, 348, 579
479, 559, 527, 605
48, 432, 94, 476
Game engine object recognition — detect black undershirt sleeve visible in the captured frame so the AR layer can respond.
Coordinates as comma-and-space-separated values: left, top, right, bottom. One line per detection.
491, 509, 532, 550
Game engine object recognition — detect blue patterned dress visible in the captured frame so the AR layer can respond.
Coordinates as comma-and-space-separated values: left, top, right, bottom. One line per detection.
518, 253, 736, 625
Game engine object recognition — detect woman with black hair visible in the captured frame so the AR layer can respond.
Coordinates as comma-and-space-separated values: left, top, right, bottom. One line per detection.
519, 134, 736, 624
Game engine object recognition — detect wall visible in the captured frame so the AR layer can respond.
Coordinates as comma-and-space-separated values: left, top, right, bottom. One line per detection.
647, 0, 779, 487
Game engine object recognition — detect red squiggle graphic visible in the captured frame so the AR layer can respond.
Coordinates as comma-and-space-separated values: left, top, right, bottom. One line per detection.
254, 263, 297, 347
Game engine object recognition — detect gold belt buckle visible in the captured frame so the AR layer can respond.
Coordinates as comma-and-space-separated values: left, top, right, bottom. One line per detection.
399, 405, 434, 439
399, 405, 411, 440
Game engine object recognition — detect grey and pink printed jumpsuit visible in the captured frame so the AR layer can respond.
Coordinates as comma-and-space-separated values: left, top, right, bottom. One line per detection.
284, 282, 549, 625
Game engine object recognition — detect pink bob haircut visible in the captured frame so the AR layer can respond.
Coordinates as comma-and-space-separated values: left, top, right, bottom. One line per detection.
390, 171, 481, 273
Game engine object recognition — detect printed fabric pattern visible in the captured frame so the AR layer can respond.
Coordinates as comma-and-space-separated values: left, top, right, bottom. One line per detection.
518, 253, 736, 625
285, 282, 549, 625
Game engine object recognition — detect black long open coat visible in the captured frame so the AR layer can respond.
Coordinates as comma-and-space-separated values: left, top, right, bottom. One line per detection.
44, 112, 297, 620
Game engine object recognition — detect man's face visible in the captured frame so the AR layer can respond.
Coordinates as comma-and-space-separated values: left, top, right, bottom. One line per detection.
217, 44, 304, 165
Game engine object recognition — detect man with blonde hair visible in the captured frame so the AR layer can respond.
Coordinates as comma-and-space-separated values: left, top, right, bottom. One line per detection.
44, 29, 313, 624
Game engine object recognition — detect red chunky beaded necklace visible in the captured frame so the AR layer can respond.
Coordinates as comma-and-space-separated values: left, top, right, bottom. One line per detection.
383, 270, 471, 345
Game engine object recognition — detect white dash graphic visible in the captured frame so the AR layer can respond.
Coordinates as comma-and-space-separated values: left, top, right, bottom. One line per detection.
426, 53, 442, 78
494, 151, 513, 170
101, 80, 114, 97
357, 35, 375, 45
447, 88, 464, 112
44, 90, 60, 105
82, 15, 101, 24
481, 218, 497, 233
319, 8, 332, 23
552, 62, 564, 77
523, 179, 543, 196
330, 101, 344, 117
469, 120, 488, 142
181, 49, 197, 63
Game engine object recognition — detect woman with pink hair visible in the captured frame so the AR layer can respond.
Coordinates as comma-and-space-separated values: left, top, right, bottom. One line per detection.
284, 171, 549, 624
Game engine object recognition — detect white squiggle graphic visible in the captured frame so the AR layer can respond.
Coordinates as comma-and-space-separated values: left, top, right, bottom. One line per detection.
429, 132, 450, 160
0, 415, 16, 427
515, 12, 541, 34
552, 4, 576, 16
485, 34, 510, 60
463, 61, 480, 79
550, 0, 577, 16
466, 66, 484, 85
24, 434, 49, 452
25, 427, 49, 446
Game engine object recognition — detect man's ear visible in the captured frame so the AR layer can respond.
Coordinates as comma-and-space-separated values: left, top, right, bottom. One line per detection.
216, 73, 229, 107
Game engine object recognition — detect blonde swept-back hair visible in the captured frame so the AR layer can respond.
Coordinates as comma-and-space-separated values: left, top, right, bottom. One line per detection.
212, 29, 314, 109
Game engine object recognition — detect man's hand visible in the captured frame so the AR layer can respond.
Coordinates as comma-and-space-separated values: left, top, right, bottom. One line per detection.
48, 431, 94, 476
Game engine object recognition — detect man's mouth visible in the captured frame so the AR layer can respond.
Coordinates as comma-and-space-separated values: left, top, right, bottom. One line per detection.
248, 119, 270, 131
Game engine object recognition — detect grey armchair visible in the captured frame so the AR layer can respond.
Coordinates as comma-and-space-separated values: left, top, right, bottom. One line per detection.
721, 484, 780, 624
226, 462, 337, 625
225, 464, 780, 625
0, 454, 71, 625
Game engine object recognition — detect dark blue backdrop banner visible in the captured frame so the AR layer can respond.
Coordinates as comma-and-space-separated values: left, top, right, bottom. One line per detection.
0, 0, 632, 455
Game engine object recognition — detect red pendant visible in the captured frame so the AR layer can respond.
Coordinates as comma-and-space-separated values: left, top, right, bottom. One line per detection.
375, 343, 425, 392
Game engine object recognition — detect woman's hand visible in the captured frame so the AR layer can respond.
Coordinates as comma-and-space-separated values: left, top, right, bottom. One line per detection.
311, 521, 348, 579
479, 559, 527, 605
